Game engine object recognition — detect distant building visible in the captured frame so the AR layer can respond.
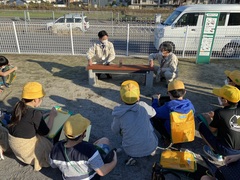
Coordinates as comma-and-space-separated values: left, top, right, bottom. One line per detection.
129, 0, 239, 6
82, 0, 121, 7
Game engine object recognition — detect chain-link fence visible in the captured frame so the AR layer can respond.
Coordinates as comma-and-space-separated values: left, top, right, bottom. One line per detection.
0, 21, 240, 59
0, 10, 156, 24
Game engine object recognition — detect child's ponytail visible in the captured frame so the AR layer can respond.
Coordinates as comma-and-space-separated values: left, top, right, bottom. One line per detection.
9, 99, 33, 126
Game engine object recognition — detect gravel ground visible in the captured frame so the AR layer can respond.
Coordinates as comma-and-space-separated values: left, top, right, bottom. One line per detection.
0, 54, 239, 180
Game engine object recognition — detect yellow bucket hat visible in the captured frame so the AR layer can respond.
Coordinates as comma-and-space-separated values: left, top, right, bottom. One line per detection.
224, 70, 240, 86
22, 82, 45, 99
64, 114, 91, 139
120, 80, 140, 104
212, 85, 240, 103
168, 80, 185, 91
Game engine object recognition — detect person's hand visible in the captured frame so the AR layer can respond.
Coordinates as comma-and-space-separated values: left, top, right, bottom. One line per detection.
149, 60, 154, 67
88, 59, 93, 66
49, 107, 57, 118
207, 111, 214, 118
202, 111, 214, 124
224, 154, 240, 165
13, 66, 18, 71
152, 94, 161, 100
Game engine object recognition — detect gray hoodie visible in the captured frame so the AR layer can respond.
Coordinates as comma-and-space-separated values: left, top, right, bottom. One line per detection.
111, 101, 158, 157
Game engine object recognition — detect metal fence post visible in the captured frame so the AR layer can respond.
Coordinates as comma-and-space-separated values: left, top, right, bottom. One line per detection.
82, 11, 84, 32
117, 12, 119, 23
12, 22, 20, 54
182, 25, 189, 58
52, 11, 55, 21
24, 10, 27, 33
27, 11, 30, 21
126, 24, 130, 56
24, 10, 26, 21
111, 11, 113, 36
70, 23, 74, 55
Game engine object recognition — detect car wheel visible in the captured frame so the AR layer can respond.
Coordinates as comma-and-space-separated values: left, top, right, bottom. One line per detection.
74, 27, 83, 32
222, 43, 239, 57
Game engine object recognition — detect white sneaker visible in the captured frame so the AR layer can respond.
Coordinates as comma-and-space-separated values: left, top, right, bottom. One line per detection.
151, 147, 161, 156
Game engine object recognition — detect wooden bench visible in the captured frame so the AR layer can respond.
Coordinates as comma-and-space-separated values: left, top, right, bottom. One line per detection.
87, 64, 154, 87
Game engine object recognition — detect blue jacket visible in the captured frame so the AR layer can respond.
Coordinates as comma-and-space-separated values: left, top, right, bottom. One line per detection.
152, 98, 195, 134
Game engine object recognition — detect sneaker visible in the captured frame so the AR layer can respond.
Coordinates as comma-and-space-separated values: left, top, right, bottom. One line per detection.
203, 145, 223, 162
151, 147, 161, 156
96, 73, 101, 79
125, 157, 137, 166
155, 74, 160, 83
116, 147, 123, 153
106, 74, 112, 79
160, 77, 166, 82
4, 83, 10, 88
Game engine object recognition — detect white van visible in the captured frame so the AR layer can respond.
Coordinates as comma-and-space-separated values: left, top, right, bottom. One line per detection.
154, 4, 240, 57
47, 13, 90, 32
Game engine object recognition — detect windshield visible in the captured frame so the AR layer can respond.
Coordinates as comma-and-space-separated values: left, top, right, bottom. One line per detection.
163, 10, 182, 25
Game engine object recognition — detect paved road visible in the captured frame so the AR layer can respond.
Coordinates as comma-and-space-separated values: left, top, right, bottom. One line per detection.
0, 18, 157, 56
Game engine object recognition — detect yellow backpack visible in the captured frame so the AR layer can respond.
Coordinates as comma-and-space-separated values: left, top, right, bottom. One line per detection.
170, 110, 195, 144
160, 150, 197, 172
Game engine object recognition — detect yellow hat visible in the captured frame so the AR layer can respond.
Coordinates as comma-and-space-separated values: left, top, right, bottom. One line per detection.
212, 85, 240, 103
168, 80, 185, 91
64, 114, 91, 139
224, 70, 240, 86
120, 80, 140, 104
22, 82, 45, 99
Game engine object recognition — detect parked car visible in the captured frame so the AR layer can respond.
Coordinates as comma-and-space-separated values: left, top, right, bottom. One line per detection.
154, 4, 240, 57
46, 13, 90, 32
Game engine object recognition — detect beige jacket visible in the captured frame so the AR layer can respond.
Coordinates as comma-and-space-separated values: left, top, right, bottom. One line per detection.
8, 134, 53, 171
86, 41, 115, 64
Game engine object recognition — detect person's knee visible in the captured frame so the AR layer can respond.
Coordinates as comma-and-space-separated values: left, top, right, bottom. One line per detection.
201, 175, 216, 180
164, 71, 174, 82
96, 137, 109, 145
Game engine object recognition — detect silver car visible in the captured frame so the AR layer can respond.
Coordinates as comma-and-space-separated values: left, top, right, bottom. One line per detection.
47, 13, 90, 32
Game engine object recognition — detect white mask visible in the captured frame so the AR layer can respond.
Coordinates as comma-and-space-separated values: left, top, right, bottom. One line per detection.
218, 97, 223, 106
101, 39, 108, 44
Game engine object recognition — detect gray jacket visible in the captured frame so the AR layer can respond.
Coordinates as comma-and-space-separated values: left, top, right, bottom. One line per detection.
111, 101, 158, 157
149, 52, 178, 73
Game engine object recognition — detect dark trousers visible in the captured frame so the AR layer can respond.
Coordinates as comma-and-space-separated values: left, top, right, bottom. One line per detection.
198, 122, 240, 156
151, 96, 171, 140
151, 117, 171, 140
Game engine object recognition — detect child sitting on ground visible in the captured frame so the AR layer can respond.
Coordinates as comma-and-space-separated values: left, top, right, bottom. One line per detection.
151, 79, 195, 143
0, 56, 17, 92
111, 80, 158, 165
198, 69, 240, 127
50, 114, 117, 179
198, 85, 240, 161
8, 82, 57, 171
